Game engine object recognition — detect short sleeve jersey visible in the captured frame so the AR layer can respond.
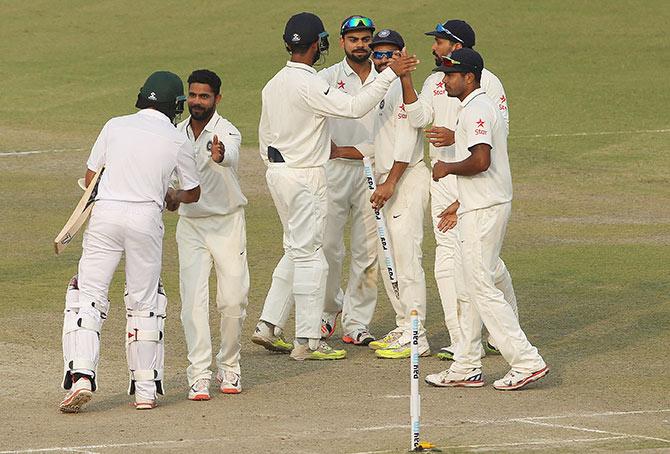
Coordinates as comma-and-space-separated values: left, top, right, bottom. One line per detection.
87, 109, 199, 207
454, 88, 512, 213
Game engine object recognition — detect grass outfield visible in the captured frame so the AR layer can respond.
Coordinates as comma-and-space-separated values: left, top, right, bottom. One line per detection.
1, 1, 669, 453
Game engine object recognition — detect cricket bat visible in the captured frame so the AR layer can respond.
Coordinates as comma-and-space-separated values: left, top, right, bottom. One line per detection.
53, 168, 104, 255
362, 157, 400, 299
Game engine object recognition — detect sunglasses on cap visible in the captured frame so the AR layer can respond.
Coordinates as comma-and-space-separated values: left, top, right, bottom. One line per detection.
372, 50, 396, 59
434, 23, 464, 44
341, 16, 374, 33
441, 55, 480, 71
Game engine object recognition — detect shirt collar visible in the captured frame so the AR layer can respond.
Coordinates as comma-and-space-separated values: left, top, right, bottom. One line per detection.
186, 111, 221, 138
460, 87, 487, 108
286, 61, 317, 74
138, 108, 172, 123
341, 57, 377, 84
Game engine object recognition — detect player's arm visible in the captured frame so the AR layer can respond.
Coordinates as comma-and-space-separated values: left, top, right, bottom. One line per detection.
433, 143, 491, 181
84, 120, 110, 186
403, 74, 434, 129
304, 55, 418, 119
213, 123, 242, 168
258, 89, 272, 165
370, 161, 408, 210
167, 142, 201, 210
436, 199, 460, 232
330, 142, 364, 160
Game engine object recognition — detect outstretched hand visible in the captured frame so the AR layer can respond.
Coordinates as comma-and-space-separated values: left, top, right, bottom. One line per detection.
211, 134, 225, 163
388, 48, 420, 77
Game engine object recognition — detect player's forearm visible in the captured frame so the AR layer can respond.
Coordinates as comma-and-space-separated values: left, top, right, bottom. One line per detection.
84, 169, 97, 187
441, 154, 489, 177
400, 74, 418, 105
177, 186, 201, 204
384, 161, 409, 185
333, 146, 364, 160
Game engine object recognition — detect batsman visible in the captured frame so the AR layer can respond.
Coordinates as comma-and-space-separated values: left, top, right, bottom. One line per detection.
59, 71, 201, 412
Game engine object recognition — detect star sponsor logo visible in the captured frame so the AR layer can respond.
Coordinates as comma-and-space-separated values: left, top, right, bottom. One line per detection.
433, 81, 446, 96
337, 80, 346, 90
499, 94, 508, 111
397, 103, 407, 119
475, 118, 487, 135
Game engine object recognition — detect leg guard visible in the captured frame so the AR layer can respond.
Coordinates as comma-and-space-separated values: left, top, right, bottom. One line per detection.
125, 280, 166, 396
62, 275, 108, 391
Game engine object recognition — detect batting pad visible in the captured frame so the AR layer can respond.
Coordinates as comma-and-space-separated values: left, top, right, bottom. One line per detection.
125, 287, 166, 396
62, 275, 108, 391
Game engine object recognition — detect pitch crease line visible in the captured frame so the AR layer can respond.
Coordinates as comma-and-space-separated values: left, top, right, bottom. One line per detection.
517, 419, 670, 443
0, 437, 224, 454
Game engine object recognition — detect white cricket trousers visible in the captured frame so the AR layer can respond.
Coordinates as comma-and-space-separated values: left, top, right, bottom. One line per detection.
453, 202, 545, 373
431, 176, 518, 347
379, 164, 430, 338
176, 209, 249, 385
260, 164, 329, 340
70, 200, 163, 399
323, 159, 379, 335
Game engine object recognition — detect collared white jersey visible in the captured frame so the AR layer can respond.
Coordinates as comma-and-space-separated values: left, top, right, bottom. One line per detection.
454, 88, 512, 213
87, 109, 199, 208
259, 61, 397, 168
175, 112, 247, 217
373, 79, 424, 175
318, 58, 378, 158
406, 67, 510, 163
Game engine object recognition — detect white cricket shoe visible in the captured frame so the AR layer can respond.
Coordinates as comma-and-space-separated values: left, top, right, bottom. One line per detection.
493, 366, 549, 391
216, 370, 242, 394
59, 376, 93, 413
425, 368, 485, 388
188, 378, 211, 401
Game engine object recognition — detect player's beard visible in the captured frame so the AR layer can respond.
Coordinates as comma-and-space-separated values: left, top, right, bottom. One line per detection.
189, 104, 215, 121
433, 50, 443, 66
346, 48, 371, 64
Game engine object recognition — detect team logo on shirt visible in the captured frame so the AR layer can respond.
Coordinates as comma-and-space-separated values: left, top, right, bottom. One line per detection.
207, 140, 213, 151
337, 80, 346, 90
397, 103, 407, 119
433, 81, 446, 96
499, 94, 508, 111
378, 29, 391, 38
475, 118, 487, 135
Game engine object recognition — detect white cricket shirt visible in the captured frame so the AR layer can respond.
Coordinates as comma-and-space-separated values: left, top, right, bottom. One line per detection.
454, 88, 512, 214
373, 79, 424, 175
405, 68, 509, 163
318, 58, 378, 158
87, 109, 199, 208
258, 61, 397, 168
176, 111, 247, 217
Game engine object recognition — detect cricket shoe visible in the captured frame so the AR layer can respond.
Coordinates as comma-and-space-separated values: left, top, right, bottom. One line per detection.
375, 337, 431, 359
342, 329, 375, 346
133, 399, 158, 410
493, 366, 549, 391
368, 328, 403, 350
188, 378, 211, 401
320, 311, 341, 339
216, 370, 242, 394
290, 340, 347, 361
436, 345, 456, 361
59, 376, 93, 413
425, 368, 485, 388
251, 321, 292, 353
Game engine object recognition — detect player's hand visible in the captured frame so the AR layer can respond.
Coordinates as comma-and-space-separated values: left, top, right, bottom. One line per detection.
388, 48, 420, 77
211, 134, 225, 163
370, 180, 395, 210
165, 188, 180, 211
436, 210, 458, 232
432, 160, 450, 181
425, 126, 455, 147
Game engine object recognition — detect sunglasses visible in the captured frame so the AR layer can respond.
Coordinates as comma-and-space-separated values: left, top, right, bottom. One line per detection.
341, 16, 374, 33
372, 50, 396, 59
441, 55, 479, 71
434, 23, 464, 43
